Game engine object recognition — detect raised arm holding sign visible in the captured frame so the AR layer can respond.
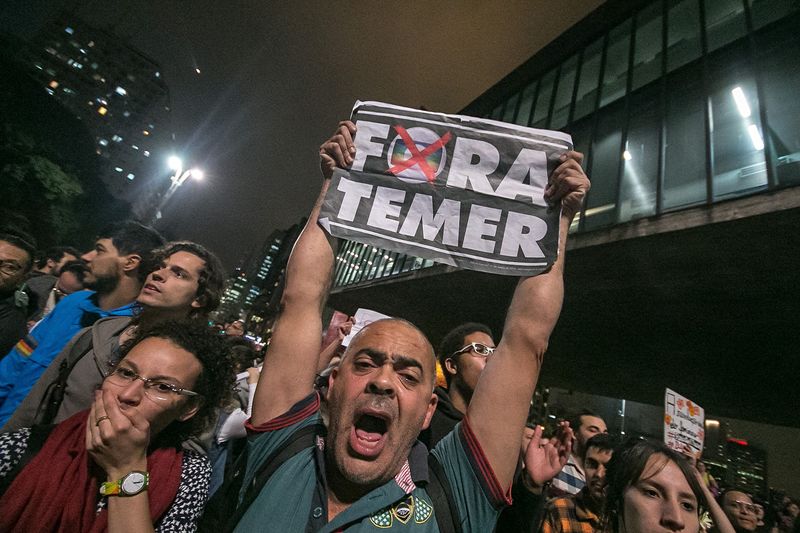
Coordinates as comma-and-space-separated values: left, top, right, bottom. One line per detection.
240, 114, 589, 532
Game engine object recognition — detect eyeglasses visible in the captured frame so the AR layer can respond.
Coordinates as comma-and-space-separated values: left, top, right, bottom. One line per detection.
105, 363, 201, 402
450, 342, 495, 359
733, 500, 759, 515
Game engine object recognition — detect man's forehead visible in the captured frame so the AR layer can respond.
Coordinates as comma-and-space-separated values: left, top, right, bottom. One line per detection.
725, 491, 751, 503
348, 320, 434, 362
581, 415, 606, 429
167, 251, 206, 271
0, 240, 29, 259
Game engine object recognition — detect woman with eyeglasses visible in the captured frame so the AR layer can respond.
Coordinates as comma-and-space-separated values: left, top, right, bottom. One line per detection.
0, 319, 234, 532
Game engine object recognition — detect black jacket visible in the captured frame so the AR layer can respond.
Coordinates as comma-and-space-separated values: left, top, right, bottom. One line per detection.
419, 386, 464, 449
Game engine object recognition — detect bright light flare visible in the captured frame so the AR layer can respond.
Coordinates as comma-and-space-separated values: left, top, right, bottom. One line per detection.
167, 156, 182, 171
189, 168, 204, 180
623, 150, 632, 161
731, 86, 751, 118
747, 124, 764, 150
195, 68, 201, 74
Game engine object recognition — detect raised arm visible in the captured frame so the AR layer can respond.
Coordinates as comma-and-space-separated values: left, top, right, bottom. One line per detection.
250, 122, 356, 426
466, 152, 589, 489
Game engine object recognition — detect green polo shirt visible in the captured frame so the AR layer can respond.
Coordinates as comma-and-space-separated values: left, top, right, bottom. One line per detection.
234, 393, 510, 531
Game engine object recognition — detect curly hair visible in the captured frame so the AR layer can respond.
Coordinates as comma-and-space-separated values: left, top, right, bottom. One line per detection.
118, 318, 234, 448
147, 241, 225, 316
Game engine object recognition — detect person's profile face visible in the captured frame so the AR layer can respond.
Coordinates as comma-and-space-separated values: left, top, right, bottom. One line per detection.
619, 454, 700, 533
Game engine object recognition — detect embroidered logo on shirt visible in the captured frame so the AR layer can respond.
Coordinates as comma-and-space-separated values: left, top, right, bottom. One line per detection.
369, 495, 433, 528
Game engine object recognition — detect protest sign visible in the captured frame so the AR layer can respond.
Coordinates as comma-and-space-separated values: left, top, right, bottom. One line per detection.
341, 308, 391, 347
319, 101, 573, 276
664, 388, 705, 459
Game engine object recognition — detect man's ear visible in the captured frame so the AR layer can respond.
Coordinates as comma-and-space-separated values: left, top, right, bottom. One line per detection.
121, 254, 142, 274
190, 295, 205, 310
325, 367, 339, 402
444, 357, 458, 376
420, 392, 439, 430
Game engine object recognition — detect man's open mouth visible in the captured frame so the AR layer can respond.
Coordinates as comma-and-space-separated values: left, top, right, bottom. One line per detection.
349, 412, 390, 458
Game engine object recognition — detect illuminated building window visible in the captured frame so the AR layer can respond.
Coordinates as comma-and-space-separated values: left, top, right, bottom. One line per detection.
143, 150, 150, 157
98, 139, 109, 146
131, 145, 139, 150
45, 47, 57, 55
111, 134, 123, 142
65, 26, 74, 35
114, 167, 123, 172
142, 130, 149, 136
123, 111, 130, 117
115, 86, 127, 96
97, 106, 108, 115
48, 80, 59, 89
45, 88, 55, 96
91, 62, 98, 69
126, 173, 135, 180
88, 40, 94, 47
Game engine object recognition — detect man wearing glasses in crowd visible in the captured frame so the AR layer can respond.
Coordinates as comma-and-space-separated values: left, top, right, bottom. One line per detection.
0, 230, 36, 356
419, 323, 496, 449
720, 489, 761, 532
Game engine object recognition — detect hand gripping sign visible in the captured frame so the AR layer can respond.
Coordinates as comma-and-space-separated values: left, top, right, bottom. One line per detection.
319, 101, 573, 276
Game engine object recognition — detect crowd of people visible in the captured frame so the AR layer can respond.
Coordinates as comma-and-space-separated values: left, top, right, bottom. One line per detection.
0, 120, 795, 532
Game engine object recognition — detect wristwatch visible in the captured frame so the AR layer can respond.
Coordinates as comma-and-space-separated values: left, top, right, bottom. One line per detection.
100, 471, 149, 497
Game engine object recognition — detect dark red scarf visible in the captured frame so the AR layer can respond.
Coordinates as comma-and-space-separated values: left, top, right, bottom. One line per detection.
0, 410, 184, 532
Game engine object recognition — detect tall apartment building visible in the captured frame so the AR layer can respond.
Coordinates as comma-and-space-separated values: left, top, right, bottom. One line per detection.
18, 14, 171, 200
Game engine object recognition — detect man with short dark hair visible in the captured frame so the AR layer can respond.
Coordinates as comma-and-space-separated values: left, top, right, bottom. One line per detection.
542, 433, 615, 532
229, 121, 590, 531
0, 221, 164, 425
26, 246, 80, 320
2, 240, 225, 432
0, 230, 37, 356
551, 409, 608, 496
34, 259, 88, 321
419, 322, 495, 448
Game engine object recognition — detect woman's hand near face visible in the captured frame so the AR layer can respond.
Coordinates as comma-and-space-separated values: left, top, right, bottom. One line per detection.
86, 389, 150, 480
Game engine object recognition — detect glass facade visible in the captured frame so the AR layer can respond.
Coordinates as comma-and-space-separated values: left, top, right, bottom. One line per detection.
333, 0, 800, 288
471, 0, 799, 231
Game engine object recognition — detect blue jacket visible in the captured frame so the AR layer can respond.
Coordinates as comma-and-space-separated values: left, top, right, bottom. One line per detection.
0, 290, 137, 425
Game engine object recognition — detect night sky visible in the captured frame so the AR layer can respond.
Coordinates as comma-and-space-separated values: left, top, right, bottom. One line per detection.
1, 0, 602, 268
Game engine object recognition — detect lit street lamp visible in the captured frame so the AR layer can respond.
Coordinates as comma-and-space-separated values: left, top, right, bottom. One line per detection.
148, 156, 203, 224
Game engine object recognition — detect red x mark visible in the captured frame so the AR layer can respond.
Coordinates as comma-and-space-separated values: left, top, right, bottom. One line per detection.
388, 125, 452, 182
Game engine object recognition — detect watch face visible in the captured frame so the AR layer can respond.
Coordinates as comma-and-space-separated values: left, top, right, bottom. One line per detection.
121, 472, 147, 495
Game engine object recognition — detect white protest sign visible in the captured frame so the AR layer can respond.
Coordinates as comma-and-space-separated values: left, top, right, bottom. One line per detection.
319, 101, 573, 276
341, 308, 391, 347
664, 388, 705, 459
